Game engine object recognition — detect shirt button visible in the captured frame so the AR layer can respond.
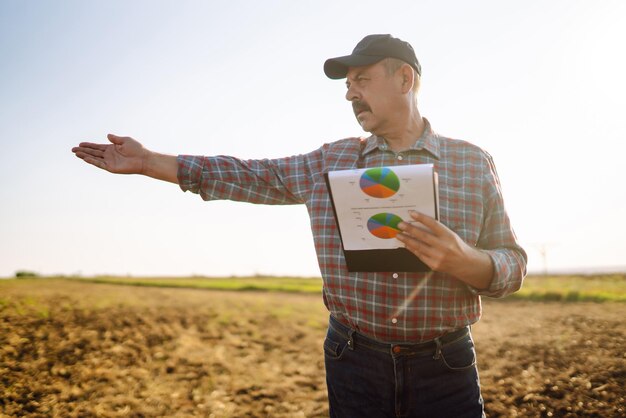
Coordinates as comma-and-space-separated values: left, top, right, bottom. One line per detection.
391, 318, 398, 324
392, 273, 399, 279
397, 154, 404, 161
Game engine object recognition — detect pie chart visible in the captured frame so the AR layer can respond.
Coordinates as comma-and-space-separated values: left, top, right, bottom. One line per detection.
359, 167, 400, 198
367, 213, 403, 239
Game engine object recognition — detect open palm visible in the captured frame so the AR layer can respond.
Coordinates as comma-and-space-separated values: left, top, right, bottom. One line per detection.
72, 134, 146, 174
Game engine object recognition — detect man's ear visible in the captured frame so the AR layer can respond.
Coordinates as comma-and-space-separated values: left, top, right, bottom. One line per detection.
399, 64, 415, 94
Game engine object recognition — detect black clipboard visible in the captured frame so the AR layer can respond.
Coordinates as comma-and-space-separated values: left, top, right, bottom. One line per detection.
324, 167, 438, 272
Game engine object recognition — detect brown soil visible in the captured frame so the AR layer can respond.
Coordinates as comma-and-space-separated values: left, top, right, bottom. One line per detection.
1, 280, 624, 417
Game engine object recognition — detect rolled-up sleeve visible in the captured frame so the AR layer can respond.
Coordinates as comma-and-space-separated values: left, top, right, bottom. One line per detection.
470, 152, 527, 298
177, 155, 204, 195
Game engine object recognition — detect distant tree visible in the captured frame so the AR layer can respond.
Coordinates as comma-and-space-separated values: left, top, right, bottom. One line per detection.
15, 270, 39, 278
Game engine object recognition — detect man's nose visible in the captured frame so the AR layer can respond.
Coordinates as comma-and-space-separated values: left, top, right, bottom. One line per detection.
345, 85, 360, 102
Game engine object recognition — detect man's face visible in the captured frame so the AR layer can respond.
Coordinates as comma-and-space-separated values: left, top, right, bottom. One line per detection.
345, 61, 403, 135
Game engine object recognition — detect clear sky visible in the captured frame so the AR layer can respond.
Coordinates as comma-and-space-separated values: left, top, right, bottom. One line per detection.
1, 0, 625, 278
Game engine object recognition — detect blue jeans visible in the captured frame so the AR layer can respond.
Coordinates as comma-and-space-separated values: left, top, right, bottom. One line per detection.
324, 316, 485, 418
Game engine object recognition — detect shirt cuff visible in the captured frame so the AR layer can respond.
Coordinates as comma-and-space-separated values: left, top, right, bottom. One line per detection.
177, 155, 204, 194
467, 249, 524, 298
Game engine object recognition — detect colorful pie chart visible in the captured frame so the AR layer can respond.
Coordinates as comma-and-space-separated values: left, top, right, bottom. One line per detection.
359, 167, 400, 198
367, 213, 403, 239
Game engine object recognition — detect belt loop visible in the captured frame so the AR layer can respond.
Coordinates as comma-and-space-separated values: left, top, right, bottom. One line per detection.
433, 337, 442, 360
347, 329, 355, 351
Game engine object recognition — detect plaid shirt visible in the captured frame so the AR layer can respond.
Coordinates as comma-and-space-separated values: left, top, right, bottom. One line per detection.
177, 119, 527, 343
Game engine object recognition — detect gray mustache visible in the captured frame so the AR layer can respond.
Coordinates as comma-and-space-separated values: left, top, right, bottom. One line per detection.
352, 101, 371, 115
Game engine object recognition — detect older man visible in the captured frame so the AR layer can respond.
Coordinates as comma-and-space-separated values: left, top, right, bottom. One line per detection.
72, 34, 526, 418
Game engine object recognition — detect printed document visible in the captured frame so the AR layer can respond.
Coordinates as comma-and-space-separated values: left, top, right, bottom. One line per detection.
326, 164, 439, 251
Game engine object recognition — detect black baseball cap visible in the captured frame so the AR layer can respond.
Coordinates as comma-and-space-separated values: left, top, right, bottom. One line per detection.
324, 34, 421, 79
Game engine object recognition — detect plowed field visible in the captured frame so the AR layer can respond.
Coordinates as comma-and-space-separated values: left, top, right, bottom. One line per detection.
1, 279, 624, 417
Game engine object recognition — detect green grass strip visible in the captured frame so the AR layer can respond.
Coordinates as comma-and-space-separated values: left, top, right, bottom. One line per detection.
510, 274, 626, 302
4, 274, 625, 302
63, 275, 323, 294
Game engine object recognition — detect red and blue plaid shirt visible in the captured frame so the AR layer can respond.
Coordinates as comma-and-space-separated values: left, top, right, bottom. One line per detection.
177, 119, 527, 343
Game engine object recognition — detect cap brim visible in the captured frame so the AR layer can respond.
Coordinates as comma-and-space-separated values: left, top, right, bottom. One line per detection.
324, 54, 385, 79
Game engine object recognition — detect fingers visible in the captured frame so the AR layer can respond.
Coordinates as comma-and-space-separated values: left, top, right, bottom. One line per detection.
71, 135, 124, 173
73, 142, 108, 152
397, 211, 470, 274
396, 226, 445, 271
396, 211, 442, 269
396, 232, 437, 270
72, 150, 108, 171
72, 149, 107, 169
72, 146, 105, 159
72, 142, 108, 171
406, 210, 441, 233
71, 133, 124, 157
396, 230, 434, 255
397, 211, 448, 243
398, 220, 436, 246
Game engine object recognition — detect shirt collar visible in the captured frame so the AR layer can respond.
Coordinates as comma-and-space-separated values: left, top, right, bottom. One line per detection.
361, 117, 441, 160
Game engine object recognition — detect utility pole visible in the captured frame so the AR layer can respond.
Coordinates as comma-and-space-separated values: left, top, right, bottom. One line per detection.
532, 243, 556, 276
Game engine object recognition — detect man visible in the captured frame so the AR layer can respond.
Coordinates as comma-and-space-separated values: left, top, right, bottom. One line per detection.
72, 34, 527, 417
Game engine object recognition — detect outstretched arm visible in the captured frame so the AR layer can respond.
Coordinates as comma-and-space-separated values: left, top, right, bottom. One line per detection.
71, 134, 178, 184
